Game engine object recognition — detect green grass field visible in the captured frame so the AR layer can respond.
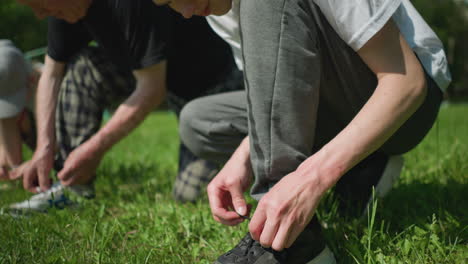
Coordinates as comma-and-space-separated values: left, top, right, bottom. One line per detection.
0, 104, 467, 264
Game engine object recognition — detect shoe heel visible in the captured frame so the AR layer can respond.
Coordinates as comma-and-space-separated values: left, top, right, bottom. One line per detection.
306, 246, 336, 264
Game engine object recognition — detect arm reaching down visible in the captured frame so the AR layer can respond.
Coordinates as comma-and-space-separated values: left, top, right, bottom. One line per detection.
57, 61, 168, 186
249, 20, 428, 251
12, 55, 65, 192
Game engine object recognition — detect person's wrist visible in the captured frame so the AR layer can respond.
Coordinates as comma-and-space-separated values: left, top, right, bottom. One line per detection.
87, 134, 108, 157
35, 141, 55, 156
234, 137, 249, 161
298, 150, 346, 195
226, 153, 252, 177
293, 166, 330, 198
229, 138, 251, 167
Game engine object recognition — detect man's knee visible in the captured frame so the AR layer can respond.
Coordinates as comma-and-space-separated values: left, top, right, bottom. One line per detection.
179, 98, 211, 159
180, 91, 247, 164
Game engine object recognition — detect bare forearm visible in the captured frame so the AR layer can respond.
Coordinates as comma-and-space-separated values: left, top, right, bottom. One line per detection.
89, 89, 165, 153
298, 21, 428, 191
35, 56, 65, 152
86, 61, 167, 154
306, 77, 426, 190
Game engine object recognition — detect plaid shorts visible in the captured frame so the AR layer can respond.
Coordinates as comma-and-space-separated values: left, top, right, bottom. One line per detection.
55, 47, 135, 170
55, 47, 244, 202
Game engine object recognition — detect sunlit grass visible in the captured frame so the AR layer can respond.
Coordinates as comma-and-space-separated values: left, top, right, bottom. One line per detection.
0, 105, 466, 263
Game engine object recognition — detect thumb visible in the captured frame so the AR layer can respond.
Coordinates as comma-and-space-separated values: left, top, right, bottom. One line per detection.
230, 185, 247, 216
10, 164, 25, 180
57, 166, 72, 182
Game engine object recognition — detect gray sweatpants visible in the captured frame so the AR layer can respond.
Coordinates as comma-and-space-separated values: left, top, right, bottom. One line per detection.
180, 0, 442, 199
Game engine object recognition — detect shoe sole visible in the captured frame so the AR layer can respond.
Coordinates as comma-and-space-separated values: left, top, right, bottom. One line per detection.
306, 246, 336, 264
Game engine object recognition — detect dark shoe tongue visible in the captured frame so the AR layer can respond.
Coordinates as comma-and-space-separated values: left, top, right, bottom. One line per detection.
215, 219, 329, 263
226, 233, 256, 257
217, 233, 265, 263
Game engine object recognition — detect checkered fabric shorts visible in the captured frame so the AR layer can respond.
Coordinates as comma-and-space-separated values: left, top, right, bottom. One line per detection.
55, 47, 244, 202
55, 47, 135, 170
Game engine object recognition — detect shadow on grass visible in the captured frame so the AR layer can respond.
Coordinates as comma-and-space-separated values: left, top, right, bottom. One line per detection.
379, 179, 468, 240
319, 179, 467, 263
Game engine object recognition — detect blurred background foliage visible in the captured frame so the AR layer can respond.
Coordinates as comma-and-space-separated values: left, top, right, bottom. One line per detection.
411, 0, 468, 100
0, 1, 47, 51
0, 0, 467, 100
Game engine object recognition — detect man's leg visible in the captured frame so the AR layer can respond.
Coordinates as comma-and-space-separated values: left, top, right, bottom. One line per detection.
240, 0, 322, 199
242, 0, 442, 217
221, 0, 441, 263
171, 67, 245, 203
55, 47, 135, 177
179, 90, 248, 165
200, 1, 335, 263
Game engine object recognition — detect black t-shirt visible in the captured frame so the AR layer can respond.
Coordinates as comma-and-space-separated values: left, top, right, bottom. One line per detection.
47, 0, 235, 100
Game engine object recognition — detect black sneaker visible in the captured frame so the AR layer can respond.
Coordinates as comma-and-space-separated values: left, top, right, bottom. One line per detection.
214, 218, 336, 264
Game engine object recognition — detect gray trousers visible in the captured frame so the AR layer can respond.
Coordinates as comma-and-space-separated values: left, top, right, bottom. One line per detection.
180, 0, 442, 199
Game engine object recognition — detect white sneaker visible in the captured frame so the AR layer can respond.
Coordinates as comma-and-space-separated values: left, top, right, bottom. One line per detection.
8, 182, 94, 214
375, 155, 404, 197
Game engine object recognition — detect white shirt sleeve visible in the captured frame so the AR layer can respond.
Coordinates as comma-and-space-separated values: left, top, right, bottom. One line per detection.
313, 0, 403, 51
